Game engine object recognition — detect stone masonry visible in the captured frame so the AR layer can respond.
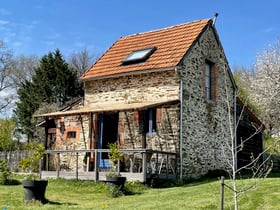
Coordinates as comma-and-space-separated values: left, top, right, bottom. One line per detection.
53, 23, 234, 177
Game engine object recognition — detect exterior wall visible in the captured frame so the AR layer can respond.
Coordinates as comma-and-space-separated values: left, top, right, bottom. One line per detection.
179, 26, 234, 177
84, 71, 181, 160
84, 71, 179, 104
48, 26, 235, 177
118, 104, 180, 153
51, 115, 91, 171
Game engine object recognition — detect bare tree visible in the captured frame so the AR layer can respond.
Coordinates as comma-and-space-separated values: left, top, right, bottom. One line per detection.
10, 55, 39, 87
220, 67, 273, 210
68, 48, 97, 78
0, 40, 14, 114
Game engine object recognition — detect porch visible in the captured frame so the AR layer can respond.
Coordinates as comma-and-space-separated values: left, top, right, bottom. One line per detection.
41, 149, 178, 182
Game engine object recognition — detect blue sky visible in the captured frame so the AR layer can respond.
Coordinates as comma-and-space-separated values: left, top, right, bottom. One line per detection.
0, 0, 279, 69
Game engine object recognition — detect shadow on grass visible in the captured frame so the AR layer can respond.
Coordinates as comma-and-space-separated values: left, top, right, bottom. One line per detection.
42, 199, 78, 206
4, 179, 22, 185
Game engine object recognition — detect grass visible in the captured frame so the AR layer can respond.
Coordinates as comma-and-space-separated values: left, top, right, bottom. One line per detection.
1, 174, 280, 209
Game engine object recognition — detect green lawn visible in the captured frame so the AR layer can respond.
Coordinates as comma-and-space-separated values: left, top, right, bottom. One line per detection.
1, 175, 280, 210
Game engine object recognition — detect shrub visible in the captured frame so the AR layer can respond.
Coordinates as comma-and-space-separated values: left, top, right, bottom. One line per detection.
18, 142, 45, 173
123, 181, 148, 195
0, 160, 11, 185
204, 169, 228, 179
107, 185, 123, 198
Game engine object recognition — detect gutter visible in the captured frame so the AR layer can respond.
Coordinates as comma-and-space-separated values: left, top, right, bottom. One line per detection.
234, 89, 237, 171
179, 78, 183, 180
175, 66, 183, 180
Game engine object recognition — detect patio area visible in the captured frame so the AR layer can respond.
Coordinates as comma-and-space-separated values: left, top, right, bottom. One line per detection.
40, 149, 178, 182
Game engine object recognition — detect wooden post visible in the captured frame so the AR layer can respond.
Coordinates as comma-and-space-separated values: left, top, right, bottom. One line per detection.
94, 150, 98, 182
39, 158, 42, 179
142, 151, 147, 182
166, 154, 169, 178
76, 152, 79, 180
220, 176, 224, 210
117, 159, 120, 174
56, 153, 60, 178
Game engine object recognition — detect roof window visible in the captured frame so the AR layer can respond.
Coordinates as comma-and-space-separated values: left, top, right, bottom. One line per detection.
122, 46, 156, 65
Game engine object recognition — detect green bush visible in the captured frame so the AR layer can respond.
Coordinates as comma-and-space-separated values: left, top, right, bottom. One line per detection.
0, 160, 11, 185
19, 142, 45, 172
123, 181, 148, 195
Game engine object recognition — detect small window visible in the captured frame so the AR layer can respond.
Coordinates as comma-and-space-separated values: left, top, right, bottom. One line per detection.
67, 131, 76, 139
144, 108, 157, 134
205, 62, 212, 100
122, 47, 157, 65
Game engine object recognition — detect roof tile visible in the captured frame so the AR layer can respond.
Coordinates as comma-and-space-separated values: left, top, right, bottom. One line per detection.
81, 19, 211, 80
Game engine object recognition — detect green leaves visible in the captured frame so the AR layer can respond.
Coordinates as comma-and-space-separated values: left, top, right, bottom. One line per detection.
15, 49, 83, 140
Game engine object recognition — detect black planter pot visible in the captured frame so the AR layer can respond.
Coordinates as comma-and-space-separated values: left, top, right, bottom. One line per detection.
105, 176, 126, 190
22, 180, 48, 203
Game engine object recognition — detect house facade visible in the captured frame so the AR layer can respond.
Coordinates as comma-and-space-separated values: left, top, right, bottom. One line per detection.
39, 18, 239, 179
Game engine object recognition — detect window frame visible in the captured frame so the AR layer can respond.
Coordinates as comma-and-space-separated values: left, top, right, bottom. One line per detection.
122, 46, 157, 65
204, 60, 217, 101
144, 108, 157, 134
67, 131, 77, 139
205, 61, 212, 100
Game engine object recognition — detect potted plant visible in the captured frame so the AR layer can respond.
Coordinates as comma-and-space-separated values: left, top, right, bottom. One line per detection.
105, 143, 126, 190
19, 142, 48, 203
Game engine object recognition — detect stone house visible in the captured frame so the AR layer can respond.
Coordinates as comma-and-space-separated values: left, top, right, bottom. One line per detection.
38, 18, 262, 180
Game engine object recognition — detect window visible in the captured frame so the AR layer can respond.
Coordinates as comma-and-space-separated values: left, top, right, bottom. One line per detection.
205, 62, 212, 100
67, 131, 76, 139
203, 61, 217, 100
122, 47, 157, 65
144, 108, 157, 134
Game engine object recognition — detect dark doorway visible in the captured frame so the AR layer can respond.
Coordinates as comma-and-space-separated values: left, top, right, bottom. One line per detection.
98, 113, 119, 167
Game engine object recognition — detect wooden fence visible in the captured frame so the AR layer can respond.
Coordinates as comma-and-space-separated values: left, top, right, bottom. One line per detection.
0, 150, 30, 171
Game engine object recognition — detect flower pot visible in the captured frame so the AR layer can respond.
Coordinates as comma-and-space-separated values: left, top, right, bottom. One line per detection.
22, 180, 48, 203
105, 176, 126, 190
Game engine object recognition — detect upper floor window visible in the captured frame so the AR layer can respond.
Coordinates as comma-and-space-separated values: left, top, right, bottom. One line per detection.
204, 60, 217, 101
205, 62, 212, 100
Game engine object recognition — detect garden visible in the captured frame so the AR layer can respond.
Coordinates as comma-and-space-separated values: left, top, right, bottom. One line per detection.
1, 165, 280, 210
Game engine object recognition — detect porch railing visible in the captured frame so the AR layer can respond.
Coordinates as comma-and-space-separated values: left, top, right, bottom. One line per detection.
41, 149, 178, 182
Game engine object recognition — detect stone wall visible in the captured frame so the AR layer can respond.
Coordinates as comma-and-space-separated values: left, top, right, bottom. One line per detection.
118, 104, 180, 153
179, 24, 234, 177
53, 115, 90, 171
51, 25, 234, 176
84, 70, 179, 105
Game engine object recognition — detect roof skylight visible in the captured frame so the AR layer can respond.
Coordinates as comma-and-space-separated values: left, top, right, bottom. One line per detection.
122, 46, 157, 65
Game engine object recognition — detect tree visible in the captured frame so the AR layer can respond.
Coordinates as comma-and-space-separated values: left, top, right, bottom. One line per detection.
0, 40, 14, 114
251, 38, 280, 137
15, 49, 83, 141
0, 118, 17, 151
68, 48, 97, 78
220, 67, 273, 210
10, 55, 39, 88
232, 66, 261, 116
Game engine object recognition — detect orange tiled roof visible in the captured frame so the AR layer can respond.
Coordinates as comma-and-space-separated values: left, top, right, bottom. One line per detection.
81, 19, 211, 80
